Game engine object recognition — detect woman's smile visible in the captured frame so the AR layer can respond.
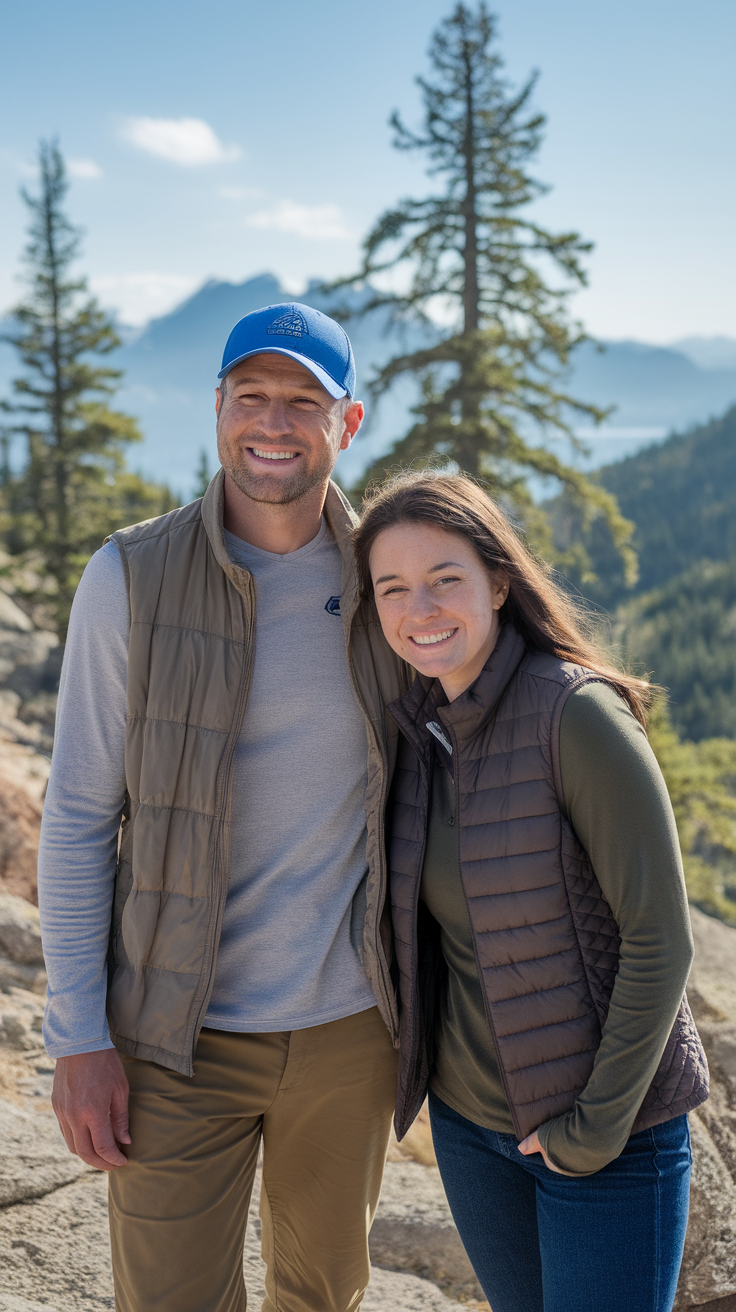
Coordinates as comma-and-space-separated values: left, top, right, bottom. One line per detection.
369, 522, 509, 701
410, 628, 458, 646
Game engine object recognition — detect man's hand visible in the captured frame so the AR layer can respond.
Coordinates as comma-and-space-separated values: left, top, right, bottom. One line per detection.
52, 1048, 131, 1171
517, 1130, 578, 1176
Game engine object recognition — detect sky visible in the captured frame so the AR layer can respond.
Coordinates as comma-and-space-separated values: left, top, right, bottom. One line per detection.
1, 0, 735, 342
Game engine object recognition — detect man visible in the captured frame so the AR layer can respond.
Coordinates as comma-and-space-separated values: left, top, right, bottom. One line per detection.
38, 303, 409, 1312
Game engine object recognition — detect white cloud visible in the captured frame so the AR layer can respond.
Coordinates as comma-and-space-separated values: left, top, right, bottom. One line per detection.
68, 158, 103, 180
90, 272, 198, 325
246, 201, 352, 241
120, 117, 240, 167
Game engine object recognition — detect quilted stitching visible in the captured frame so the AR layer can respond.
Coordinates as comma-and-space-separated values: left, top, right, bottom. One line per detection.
389, 636, 709, 1141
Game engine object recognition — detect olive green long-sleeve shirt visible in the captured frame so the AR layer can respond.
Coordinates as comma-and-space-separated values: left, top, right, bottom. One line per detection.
421, 681, 694, 1177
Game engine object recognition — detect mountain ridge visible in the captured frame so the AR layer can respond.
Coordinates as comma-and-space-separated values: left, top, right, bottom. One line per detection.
2, 273, 735, 495
112, 276, 736, 491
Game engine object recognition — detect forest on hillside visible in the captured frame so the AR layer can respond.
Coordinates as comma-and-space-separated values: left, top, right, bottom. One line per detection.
550, 406, 736, 924
551, 404, 736, 742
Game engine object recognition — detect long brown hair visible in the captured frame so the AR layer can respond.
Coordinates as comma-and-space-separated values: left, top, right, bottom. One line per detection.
353, 470, 653, 725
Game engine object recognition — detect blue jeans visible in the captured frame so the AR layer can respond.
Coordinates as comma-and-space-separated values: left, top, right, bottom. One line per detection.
429, 1092, 691, 1312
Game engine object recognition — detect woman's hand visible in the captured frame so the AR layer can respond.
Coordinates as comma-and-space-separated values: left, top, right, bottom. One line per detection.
517, 1130, 579, 1176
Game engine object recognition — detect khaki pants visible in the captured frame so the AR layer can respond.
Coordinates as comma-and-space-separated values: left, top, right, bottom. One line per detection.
108, 1006, 398, 1312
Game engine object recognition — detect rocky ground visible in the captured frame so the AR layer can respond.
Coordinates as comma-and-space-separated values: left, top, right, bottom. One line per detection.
2, 592, 736, 1309
4, 895, 736, 1311
0, 943, 483, 1311
0, 585, 58, 908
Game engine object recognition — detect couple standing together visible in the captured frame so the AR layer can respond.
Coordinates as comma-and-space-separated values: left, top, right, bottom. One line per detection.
40, 303, 708, 1312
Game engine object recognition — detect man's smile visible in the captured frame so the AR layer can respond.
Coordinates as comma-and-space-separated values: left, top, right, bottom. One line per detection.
248, 447, 300, 463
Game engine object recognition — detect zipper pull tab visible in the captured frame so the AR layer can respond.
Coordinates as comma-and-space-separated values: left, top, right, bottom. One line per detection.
427, 720, 452, 754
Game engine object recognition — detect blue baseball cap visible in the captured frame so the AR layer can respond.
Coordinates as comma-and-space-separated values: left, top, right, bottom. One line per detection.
218, 302, 356, 399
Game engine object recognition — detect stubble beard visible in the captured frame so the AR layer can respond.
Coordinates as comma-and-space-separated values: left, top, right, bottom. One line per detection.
220, 441, 336, 508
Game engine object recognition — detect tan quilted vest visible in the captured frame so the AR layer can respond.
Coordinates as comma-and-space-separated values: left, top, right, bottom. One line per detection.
389, 623, 709, 1141
106, 470, 409, 1074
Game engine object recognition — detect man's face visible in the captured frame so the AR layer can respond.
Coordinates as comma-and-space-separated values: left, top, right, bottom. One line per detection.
215, 354, 363, 506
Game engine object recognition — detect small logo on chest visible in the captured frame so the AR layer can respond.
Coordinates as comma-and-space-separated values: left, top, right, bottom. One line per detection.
325, 596, 341, 616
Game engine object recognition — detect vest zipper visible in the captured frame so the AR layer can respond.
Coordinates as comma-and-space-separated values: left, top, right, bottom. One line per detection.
346, 654, 400, 1044
408, 749, 432, 1094
187, 574, 258, 1067
375, 751, 401, 1044
448, 722, 523, 1140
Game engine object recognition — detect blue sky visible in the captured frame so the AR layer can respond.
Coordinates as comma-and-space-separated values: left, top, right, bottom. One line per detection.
1, 0, 734, 341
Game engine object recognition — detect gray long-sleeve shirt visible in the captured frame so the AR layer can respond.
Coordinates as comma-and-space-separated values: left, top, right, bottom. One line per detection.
37, 520, 377, 1059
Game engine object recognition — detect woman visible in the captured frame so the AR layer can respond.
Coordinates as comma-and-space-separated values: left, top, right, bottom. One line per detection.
353, 471, 708, 1312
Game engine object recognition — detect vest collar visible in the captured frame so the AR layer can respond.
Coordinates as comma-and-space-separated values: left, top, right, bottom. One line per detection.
201, 468, 230, 570
389, 622, 527, 758
200, 467, 359, 613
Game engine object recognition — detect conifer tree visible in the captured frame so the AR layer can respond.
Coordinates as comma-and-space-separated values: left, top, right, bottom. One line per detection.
193, 448, 213, 498
1, 140, 175, 639
331, 3, 635, 579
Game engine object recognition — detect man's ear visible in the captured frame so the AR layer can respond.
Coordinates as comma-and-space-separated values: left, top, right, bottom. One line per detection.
215, 387, 223, 417
340, 400, 364, 451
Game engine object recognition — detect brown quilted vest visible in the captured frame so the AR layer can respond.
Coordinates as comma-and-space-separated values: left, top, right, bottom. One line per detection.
105, 471, 409, 1075
388, 622, 709, 1141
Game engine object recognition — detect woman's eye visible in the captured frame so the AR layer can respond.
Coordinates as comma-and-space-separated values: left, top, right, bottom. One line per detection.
436, 575, 460, 586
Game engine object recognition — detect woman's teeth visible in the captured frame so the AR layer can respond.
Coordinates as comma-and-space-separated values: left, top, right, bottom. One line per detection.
412, 629, 457, 645
251, 448, 296, 460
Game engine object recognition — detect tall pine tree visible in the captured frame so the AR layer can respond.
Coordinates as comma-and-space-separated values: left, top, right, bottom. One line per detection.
1, 140, 175, 640
331, 3, 635, 581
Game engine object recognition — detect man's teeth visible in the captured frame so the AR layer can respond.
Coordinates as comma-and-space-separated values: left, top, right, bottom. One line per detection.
252, 448, 296, 460
412, 629, 456, 645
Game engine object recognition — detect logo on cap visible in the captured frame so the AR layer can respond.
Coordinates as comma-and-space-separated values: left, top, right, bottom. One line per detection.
267, 309, 309, 339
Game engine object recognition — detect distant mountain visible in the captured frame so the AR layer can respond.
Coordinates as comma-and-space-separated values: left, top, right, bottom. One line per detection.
569, 339, 736, 434
1, 272, 735, 496
0, 273, 426, 498
673, 337, 736, 372
112, 274, 426, 496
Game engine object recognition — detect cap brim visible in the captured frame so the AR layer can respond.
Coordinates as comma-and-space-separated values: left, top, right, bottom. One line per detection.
217, 347, 349, 399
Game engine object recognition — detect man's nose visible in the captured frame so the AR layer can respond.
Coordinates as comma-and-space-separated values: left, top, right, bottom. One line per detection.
256, 399, 295, 439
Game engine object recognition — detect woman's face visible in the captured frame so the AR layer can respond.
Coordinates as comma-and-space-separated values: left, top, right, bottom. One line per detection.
369, 522, 509, 702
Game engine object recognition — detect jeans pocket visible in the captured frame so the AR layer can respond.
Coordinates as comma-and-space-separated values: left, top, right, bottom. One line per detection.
650, 1113, 690, 1153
